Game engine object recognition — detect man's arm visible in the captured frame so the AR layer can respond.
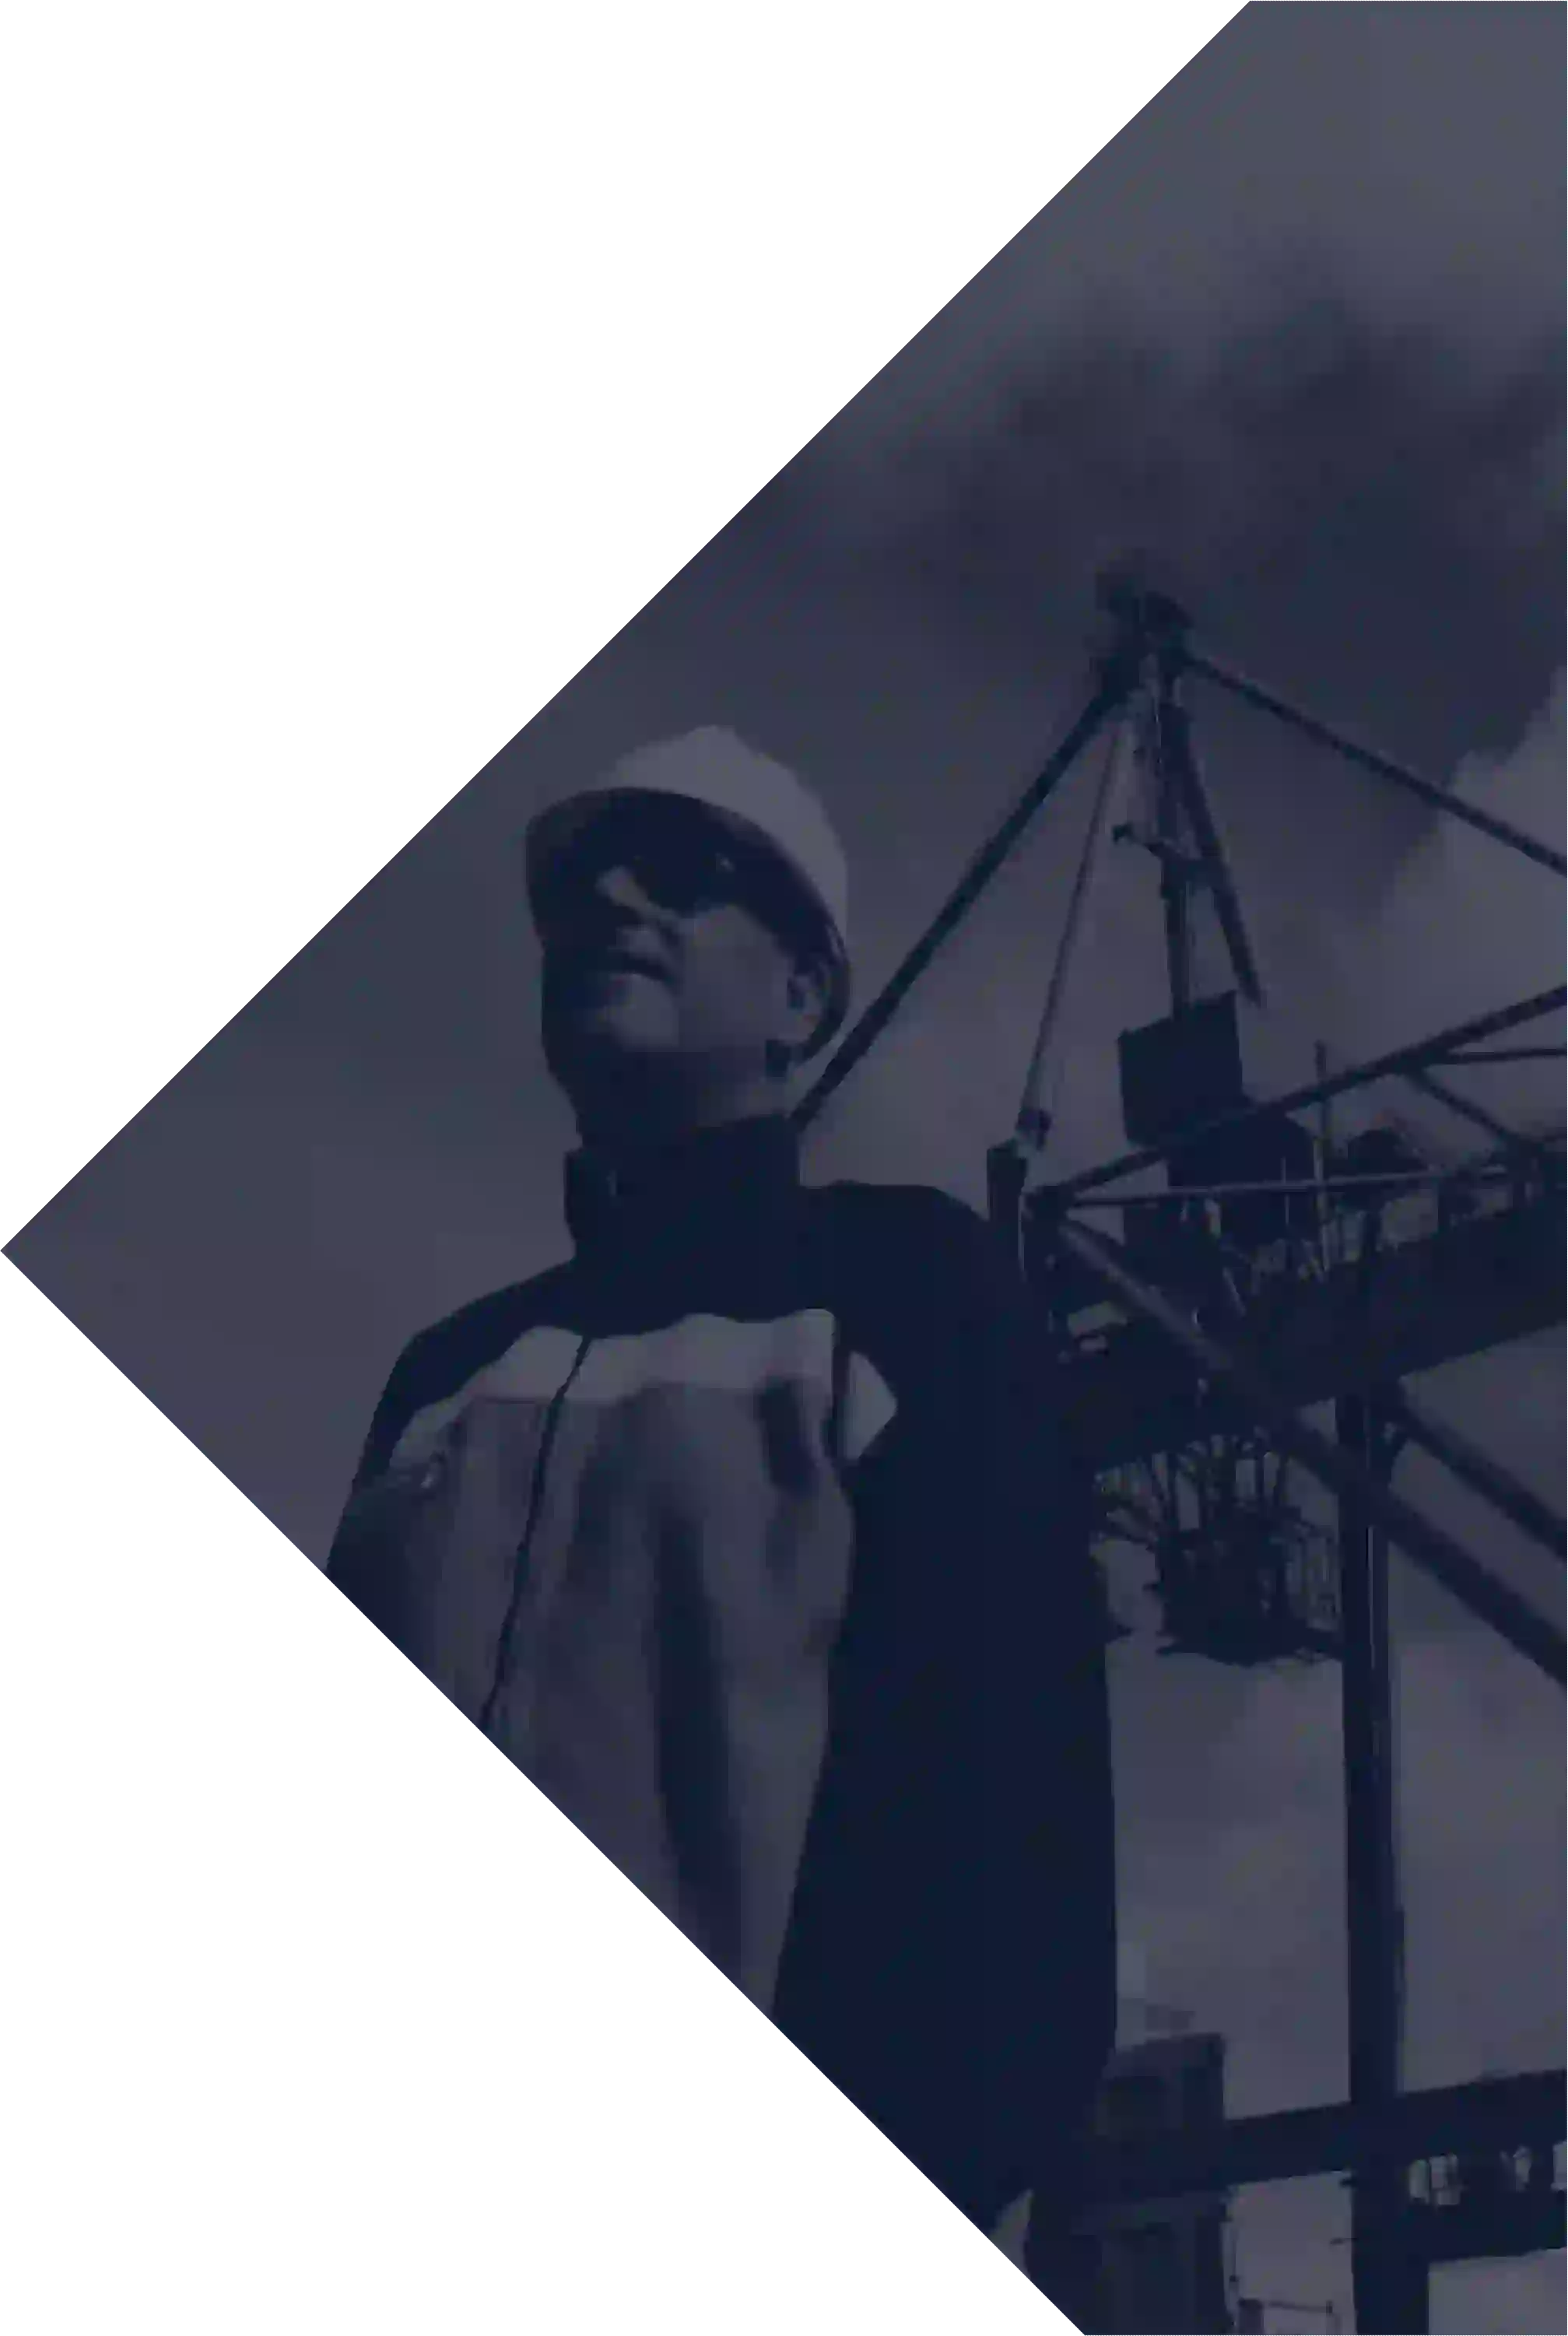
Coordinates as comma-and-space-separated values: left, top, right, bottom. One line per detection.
322, 1334, 432, 1605
782, 1183, 1117, 2220
324, 1277, 551, 1583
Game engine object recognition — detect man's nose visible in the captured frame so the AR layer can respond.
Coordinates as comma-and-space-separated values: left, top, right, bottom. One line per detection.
591, 861, 661, 919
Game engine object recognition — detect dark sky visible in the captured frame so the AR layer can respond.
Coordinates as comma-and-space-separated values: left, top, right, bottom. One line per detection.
9, 6, 1565, 2321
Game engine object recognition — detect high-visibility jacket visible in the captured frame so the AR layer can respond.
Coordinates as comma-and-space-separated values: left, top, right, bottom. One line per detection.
328, 1113, 1116, 2222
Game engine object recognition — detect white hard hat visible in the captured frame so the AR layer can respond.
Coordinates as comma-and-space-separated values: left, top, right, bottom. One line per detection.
524, 726, 851, 1053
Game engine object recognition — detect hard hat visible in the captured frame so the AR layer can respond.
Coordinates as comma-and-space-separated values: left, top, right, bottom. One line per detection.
524, 726, 851, 1053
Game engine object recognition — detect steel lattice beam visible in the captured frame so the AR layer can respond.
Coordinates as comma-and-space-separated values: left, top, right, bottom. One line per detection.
1079, 2071, 1565, 2206
1056, 1196, 1563, 1465
1052, 1214, 1566, 1684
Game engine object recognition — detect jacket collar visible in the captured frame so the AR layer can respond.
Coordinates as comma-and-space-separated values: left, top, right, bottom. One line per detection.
564, 1113, 802, 1259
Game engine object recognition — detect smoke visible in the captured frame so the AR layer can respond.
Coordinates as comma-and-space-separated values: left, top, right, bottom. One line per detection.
777, 274, 1562, 723
772, 266, 1564, 1184
1324, 674, 1566, 1150
751, 7, 1565, 1186
754, 268, 1562, 1077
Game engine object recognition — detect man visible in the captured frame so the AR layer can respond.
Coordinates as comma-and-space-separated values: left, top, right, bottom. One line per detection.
328, 726, 1116, 2278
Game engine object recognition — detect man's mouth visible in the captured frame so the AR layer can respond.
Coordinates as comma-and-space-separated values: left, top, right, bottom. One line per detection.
566, 945, 669, 986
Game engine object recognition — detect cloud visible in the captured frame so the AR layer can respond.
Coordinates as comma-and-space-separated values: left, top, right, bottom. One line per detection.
1324, 672, 1566, 1149
1109, 1623, 1564, 2118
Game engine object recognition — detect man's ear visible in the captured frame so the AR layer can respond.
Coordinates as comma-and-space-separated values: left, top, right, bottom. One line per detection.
781, 952, 832, 1057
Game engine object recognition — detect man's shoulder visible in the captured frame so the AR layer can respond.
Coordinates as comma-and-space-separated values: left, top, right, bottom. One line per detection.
808, 1175, 977, 1228
804, 1177, 1023, 1338
382, 1261, 576, 1412
809, 1174, 1005, 1264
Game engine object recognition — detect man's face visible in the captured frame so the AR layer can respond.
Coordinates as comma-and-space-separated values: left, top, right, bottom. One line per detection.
535, 793, 830, 1117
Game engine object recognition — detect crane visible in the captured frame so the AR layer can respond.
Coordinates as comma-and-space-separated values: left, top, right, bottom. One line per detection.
795, 575, 1566, 2333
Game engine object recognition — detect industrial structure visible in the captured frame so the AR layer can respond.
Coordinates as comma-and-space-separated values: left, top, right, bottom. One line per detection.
997, 1959, 1240, 2330
797, 576, 1566, 2333
1082, 2013, 1234, 2334
1233, 2300, 1342, 2335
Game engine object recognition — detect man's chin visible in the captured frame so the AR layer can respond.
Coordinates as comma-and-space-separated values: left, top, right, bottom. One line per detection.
545, 1002, 680, 1079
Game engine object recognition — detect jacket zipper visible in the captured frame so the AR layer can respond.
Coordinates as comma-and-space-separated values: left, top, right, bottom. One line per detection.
479, 1331, 593, 1739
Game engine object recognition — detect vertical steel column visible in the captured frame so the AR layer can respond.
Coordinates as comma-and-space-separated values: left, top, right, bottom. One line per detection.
1337, 1391, 1426, 2333
1150, 681, 1195, 1015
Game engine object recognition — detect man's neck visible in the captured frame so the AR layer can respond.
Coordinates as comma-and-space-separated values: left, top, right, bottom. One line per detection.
563, 1106, 801, 1261
572, 1072, 788, 1157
